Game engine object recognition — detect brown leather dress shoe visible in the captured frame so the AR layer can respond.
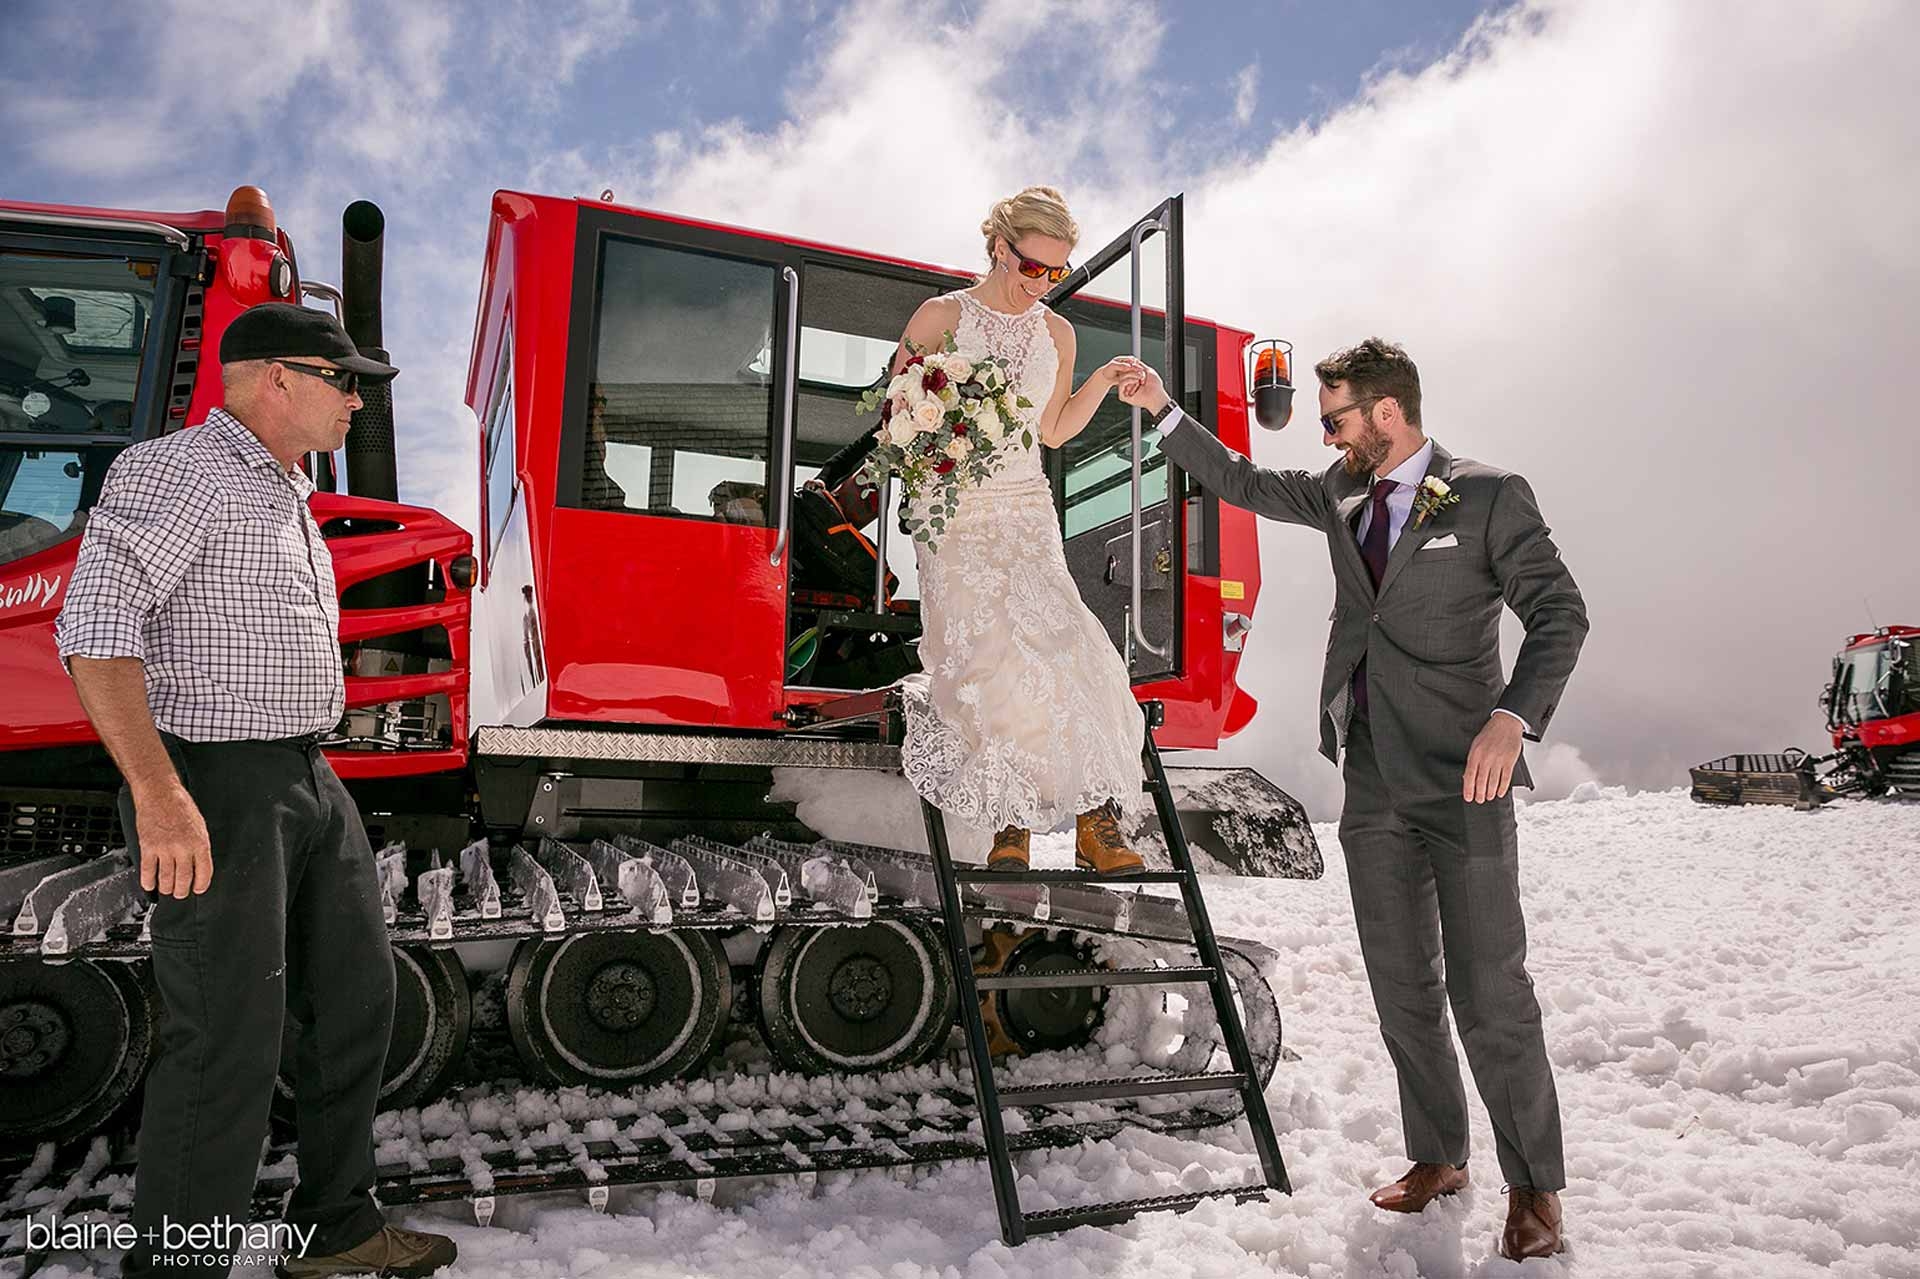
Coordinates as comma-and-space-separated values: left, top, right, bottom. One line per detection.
1500, 1188, 1566, 1259
1369, 1161, 1468, 1213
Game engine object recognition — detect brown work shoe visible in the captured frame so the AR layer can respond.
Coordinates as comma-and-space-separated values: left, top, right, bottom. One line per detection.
277, 1223, 457, 1278
1369, 1161, 1468, 1213
1500, 1187, 1565, 1259
1074, 802, 1143, 875
988, 825, 1030, 871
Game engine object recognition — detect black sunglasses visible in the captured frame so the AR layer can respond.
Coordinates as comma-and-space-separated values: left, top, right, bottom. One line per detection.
273, 360, 359, 395
1320, 396, 1380, 435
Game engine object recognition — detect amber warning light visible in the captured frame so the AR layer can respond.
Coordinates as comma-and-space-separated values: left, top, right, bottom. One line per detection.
224, 185, 277, 238
1250, 338, 1293, 431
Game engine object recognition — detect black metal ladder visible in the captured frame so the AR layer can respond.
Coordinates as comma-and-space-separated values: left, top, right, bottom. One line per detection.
919, 701, 1291, 1244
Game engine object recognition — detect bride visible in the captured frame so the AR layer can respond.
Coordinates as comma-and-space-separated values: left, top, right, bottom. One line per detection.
891, 186, 1147, 875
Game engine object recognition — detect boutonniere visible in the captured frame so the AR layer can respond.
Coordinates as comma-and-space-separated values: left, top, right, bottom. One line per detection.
1410, 476, 1460, 529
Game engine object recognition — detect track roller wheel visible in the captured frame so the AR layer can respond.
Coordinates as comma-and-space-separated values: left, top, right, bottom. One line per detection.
0, 958, 155, 1147
757, 918, 955, 1075
275, 943, 470, 1123
974, 928, 1108, 1058
506, 930, 731, 1087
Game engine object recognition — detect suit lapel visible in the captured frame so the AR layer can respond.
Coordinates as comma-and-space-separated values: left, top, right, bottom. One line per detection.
1375, 441, 1453, 599
1329, 473, 1372, 585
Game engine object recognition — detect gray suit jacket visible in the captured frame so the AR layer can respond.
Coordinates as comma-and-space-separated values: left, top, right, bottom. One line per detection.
1160, 417, 1588, 798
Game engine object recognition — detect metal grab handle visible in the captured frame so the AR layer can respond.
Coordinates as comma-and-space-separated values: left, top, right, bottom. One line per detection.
872, 475, 893, 612
300, 280, 344, 319
771, 266, 800, 567
1129, 216, 1171, 661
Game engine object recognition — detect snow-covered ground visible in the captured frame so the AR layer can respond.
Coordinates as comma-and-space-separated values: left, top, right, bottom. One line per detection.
34, 788, 1920, 1278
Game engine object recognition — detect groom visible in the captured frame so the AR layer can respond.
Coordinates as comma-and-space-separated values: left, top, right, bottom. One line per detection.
1118, 340, 1586, 1260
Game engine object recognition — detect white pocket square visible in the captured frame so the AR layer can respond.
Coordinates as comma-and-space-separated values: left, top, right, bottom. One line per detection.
1420, 534, 1459, 549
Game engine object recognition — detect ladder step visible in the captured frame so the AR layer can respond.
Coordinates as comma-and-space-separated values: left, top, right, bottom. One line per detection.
976, 965, 1215, 991
952, 869, 1188, 885
998, 1071, 1245, 1107
1022, 1185, 1271, 1235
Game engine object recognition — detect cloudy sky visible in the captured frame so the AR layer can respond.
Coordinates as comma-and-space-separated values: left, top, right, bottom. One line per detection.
7, 0, 1916, 816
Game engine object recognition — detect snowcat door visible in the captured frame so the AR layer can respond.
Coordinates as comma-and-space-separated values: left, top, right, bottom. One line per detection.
552, 210, 799, 728
1046, 196, 1186, 684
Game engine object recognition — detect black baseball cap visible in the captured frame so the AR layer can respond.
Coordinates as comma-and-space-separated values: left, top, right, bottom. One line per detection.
218, 302, 399, 379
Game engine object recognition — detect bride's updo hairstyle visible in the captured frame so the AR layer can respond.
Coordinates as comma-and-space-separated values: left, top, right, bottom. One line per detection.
979, 186, 1080, 277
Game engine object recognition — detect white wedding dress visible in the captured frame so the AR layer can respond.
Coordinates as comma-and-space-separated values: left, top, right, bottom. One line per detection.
899, 289, 1148, 833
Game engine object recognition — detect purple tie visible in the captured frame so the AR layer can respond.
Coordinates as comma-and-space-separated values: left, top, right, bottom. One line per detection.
1353, 478, 1397, 715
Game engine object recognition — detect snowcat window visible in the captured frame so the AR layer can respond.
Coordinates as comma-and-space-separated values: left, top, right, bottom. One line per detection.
1, 251, 154, 434
795, 264, 943, 469
1839, 646, 1895, 723
575, 237, 779, 520
0, 249, 155, 563
1052, 306, 1204, 541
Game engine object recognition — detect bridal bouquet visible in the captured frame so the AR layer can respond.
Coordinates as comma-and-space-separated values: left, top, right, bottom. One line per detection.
853, 333, 1033, 549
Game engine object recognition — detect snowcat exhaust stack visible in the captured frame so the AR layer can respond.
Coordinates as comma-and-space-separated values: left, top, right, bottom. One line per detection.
341, 199, 399, 505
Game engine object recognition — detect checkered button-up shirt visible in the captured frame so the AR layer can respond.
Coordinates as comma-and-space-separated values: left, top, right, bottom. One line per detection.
55, 408, 345, 741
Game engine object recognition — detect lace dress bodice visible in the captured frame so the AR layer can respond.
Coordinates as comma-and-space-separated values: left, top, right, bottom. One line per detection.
947, 290, 1056, 493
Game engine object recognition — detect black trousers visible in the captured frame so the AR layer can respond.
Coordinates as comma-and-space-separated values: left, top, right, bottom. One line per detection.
1337, 711, 1565, 1192
118, 735, 395, 1276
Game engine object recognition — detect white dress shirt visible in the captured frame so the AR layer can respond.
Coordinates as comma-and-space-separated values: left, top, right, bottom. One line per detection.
1356, 438, 1434, 548
1155, 405, 1529, 736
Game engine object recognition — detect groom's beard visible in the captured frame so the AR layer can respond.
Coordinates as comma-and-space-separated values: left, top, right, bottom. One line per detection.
1340, 419, 1393, 477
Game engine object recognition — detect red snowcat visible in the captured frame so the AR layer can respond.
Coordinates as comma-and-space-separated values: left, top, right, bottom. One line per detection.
0, 184, 1317, 1247
1691, 625, 1919, 806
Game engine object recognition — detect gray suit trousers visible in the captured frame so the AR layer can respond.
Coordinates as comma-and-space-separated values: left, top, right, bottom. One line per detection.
1339, 712, 1565, 1191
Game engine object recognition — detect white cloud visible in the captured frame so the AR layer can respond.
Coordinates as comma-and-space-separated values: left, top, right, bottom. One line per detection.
1231, 61, 1258, 127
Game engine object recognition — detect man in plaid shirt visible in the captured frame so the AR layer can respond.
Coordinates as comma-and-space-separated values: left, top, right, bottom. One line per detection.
55, 304, 455, 1278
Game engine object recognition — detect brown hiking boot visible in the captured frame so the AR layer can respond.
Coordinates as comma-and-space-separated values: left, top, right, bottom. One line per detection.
1074, 801, 1143, 875
277, 1223, 457, 1278
988, 825, 1029, 871
1369, 1161, 1468, 1213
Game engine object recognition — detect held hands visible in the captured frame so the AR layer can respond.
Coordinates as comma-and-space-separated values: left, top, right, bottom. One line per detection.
135, 783, 213, 898
1109, 357, 1172, 416
1464, 714, 1525, 803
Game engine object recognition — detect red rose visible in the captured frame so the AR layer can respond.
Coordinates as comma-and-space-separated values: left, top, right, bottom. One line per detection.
935, 459, 956, 474
924, 368, 948, 392
951, 423, 967, 436
904, 354, 925, 368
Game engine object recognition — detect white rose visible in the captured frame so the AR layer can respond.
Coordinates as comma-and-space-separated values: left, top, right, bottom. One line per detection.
886, 418, 917, 447
945, 436, 973, 460
943, 353, 975, 379
888, 372, 916, 398
977, 408, 1006, 442
903, 379, 927, 409
911, 400, 943, 433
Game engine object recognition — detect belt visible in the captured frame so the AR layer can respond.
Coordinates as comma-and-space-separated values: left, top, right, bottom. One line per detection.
279, 730, 329, 752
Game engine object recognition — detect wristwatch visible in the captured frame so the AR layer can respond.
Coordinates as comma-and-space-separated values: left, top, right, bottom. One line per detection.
1148, 399, 1181, 429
